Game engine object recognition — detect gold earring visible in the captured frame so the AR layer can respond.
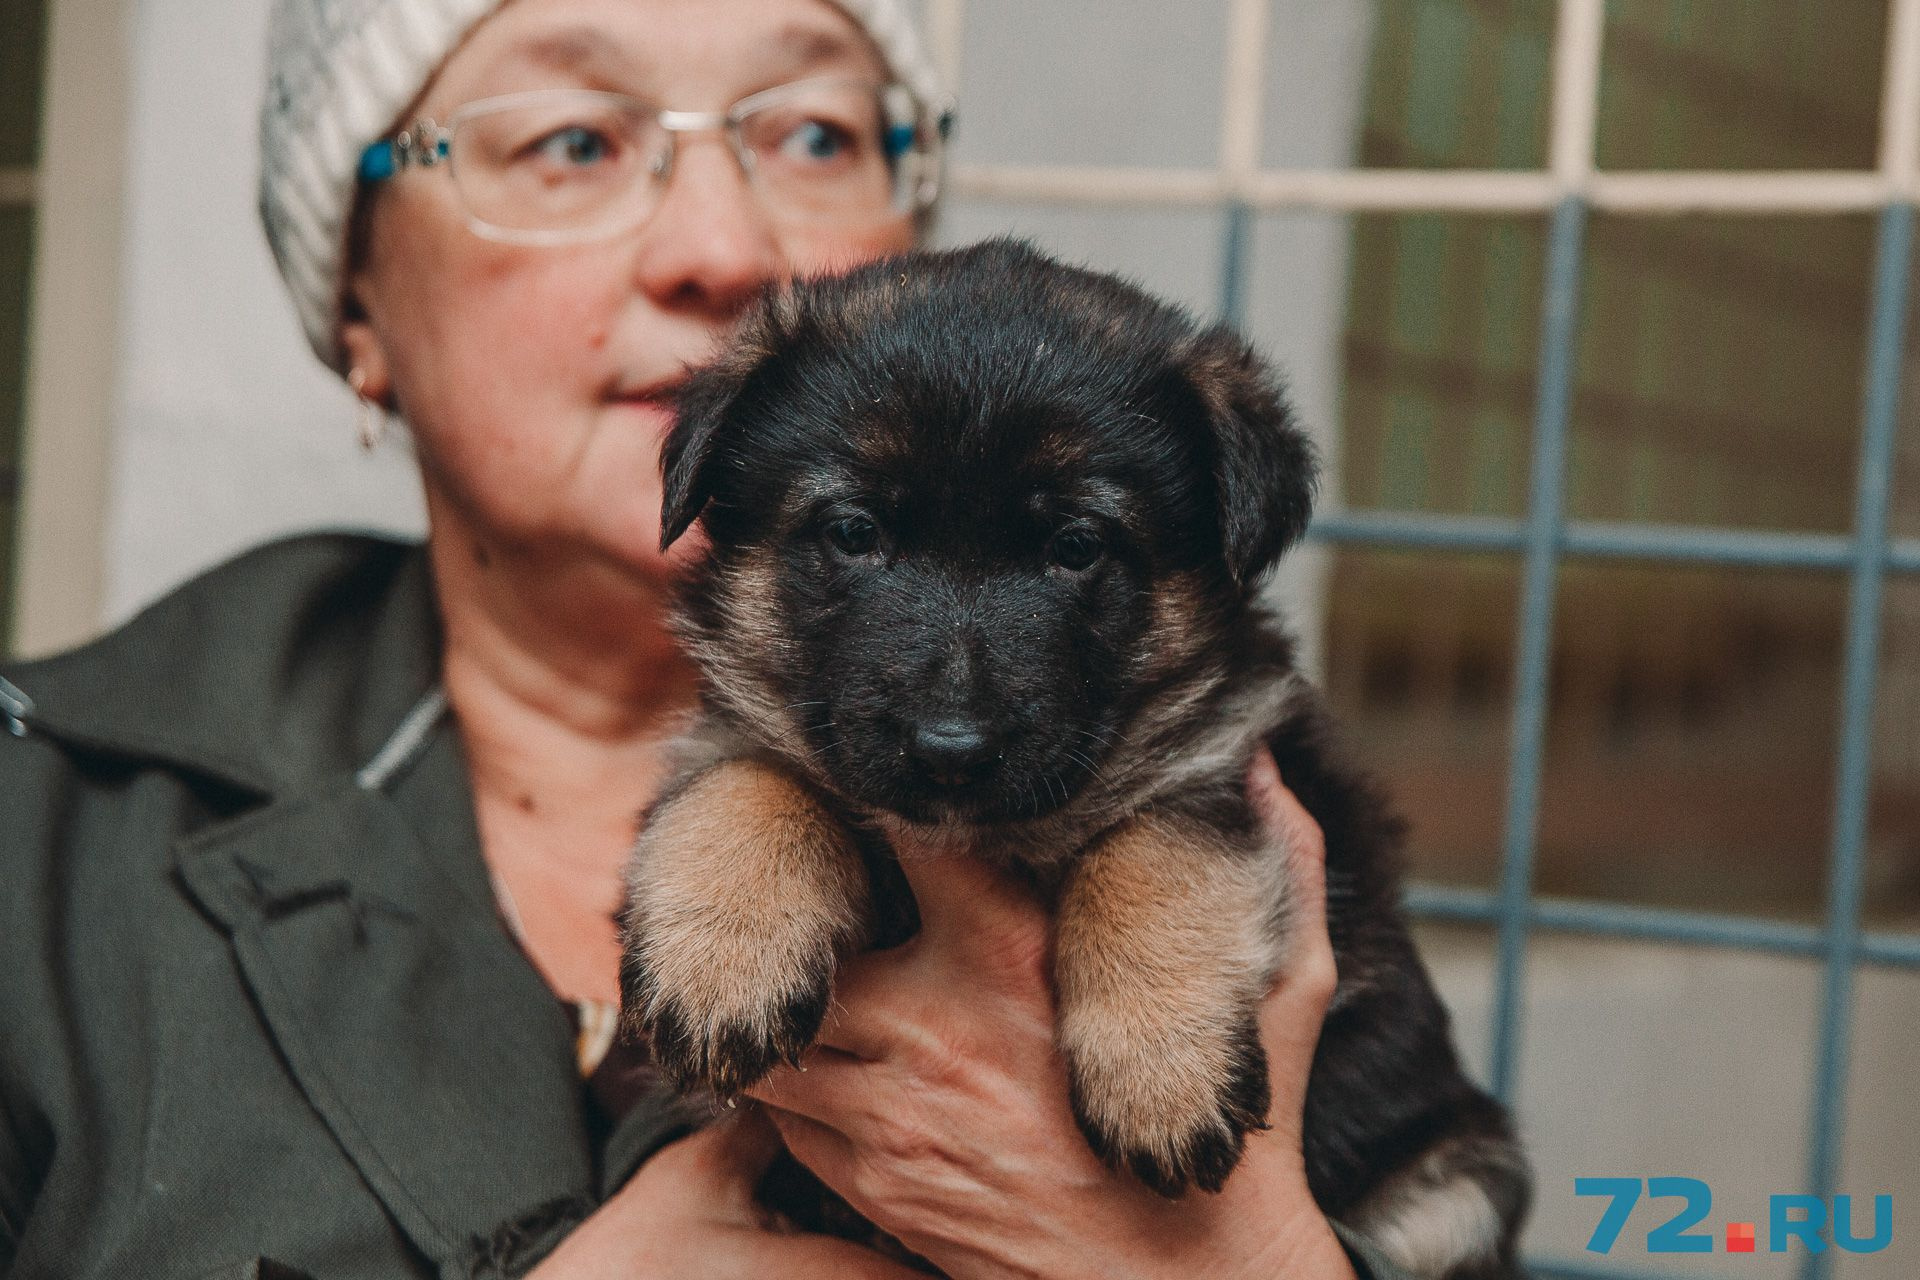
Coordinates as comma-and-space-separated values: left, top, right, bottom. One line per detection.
348, 367, 386, 452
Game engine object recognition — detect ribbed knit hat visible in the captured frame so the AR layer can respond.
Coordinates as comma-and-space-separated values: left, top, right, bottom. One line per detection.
259, 0, 948, 375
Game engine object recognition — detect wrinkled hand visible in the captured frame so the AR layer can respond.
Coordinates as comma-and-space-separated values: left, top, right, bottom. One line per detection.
747, 752, 1359, 1280
527, 1106, 922, 1279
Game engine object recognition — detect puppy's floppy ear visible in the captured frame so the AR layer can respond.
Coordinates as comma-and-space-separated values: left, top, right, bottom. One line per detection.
658, 363, 744, 552
1179, 326, 1319, 589
658, 301, 790, 551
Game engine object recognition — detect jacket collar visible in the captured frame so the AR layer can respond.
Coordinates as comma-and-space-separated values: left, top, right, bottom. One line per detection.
1, 534, 444, 798
170, 722, 604, 1262
6, 533, 690, 1250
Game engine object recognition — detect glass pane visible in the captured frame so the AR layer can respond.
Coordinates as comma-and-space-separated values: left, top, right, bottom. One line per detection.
953, 0, 1229, 168
1330, 213, 1548, 518
0, 0, 48, 167
1834, 966, 1920, 1280
1267, 0, 1553, 171
1321, 546, 1520, 892
934, 200, 1225, 316
1893, 251, 1920, 543
0, 205, 34, 655
1596, 0, 1888, 171
1569, 214, 1877, 534
1517, 937, 1818, 1276
1536, 562, 1846, 924
1410, 920, 1497, 1088
1869, 578, 1920, 925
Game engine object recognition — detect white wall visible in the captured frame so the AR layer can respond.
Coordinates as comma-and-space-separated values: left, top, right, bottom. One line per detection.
100, 0, 425, 628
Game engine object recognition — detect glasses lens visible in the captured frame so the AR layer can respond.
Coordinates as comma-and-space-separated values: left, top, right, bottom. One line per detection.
448, 92, 666, 238
734, 81, 904, 222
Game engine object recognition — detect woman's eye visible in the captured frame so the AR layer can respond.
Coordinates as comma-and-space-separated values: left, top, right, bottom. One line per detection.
532, 125, 614, 168
779, 119, 856, 164
1049, 526, 1104, 572
827, 514, 881, 557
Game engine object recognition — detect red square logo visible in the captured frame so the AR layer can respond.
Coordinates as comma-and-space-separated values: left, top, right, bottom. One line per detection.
1728, 1222, 1757, 1253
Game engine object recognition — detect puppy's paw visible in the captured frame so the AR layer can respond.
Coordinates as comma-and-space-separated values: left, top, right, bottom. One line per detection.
620, 914, 837, 1099
1064, 1014, 1271, 1197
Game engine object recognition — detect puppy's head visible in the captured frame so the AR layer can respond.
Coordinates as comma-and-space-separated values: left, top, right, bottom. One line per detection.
662, 239, 1316, 826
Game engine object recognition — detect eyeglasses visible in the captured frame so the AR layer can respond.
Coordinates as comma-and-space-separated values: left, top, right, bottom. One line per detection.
357, 77, 951, 246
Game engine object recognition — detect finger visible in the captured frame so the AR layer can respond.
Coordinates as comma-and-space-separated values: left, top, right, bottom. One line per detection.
762, 1103, 862, 1206
1247, 750, 1331, 957
746, 1047, 877, 1128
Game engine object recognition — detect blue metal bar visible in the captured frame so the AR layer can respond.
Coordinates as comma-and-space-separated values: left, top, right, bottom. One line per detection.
1801, 200, 1914, 1280
1218, 199, 1252, 328
1308, 511, 1920, 574
1404, 882, 1920, 969
1488, 196, 1588, 1104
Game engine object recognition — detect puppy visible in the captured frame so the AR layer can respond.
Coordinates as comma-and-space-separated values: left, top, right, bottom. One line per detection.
619, 239, 1531, 1279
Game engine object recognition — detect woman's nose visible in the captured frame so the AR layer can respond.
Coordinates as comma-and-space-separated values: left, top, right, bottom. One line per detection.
629, 134, 785, 316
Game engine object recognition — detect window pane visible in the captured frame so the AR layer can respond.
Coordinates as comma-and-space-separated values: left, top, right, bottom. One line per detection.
1321, 546, 1520, 892
1835, 966, 1920, 1280
0, 205, 34, 653
954, 0, 1229, 168
1517, 938, 1818, 1276
1269, 0, 1554, 171
1569, 214, 1877, 534
1870, 578, 1920, 925
1411, 921, 1498, 1088
1334, 213, 1549, 518
0, 0, 48, 168
1536, 561, 1847, 924
934, 200, 1226, 316
1596, 0, 1889, 172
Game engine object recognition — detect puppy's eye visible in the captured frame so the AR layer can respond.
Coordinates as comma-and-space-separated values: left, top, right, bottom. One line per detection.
1049, 525, 1104, 572
827, 514, 881, 557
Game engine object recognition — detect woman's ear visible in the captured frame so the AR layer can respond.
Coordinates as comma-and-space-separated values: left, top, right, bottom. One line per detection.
1178, 326, 1319, 590
338, 296, 395, 409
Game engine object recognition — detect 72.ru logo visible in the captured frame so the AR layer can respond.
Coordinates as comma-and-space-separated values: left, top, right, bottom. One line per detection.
1576, 1178, 1892, 1254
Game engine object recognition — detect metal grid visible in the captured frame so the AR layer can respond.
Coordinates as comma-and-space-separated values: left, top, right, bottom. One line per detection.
928, 0, 1920, 1275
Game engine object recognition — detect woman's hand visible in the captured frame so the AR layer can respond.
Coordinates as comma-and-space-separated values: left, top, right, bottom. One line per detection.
746, 753, 1359, 1280
527, 1106, 923, 1279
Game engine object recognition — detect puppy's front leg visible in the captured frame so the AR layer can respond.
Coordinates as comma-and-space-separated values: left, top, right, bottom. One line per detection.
620, 758, 872, 1097
1056, 811, 1289, 1197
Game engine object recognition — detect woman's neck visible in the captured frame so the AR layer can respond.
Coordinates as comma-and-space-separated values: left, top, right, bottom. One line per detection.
427, 512, 702, 1003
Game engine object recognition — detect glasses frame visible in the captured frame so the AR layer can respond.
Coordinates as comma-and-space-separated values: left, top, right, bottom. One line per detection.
356, 76, 953, 247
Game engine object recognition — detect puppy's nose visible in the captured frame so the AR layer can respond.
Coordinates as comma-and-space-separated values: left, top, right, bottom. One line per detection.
907, 716, 998, 785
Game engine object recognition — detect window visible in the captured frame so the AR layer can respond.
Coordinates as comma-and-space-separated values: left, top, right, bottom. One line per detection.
0, 0, 48, 654
933, 0, 1920, 1272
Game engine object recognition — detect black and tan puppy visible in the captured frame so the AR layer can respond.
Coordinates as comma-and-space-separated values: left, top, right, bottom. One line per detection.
620, 239, 1530, 1278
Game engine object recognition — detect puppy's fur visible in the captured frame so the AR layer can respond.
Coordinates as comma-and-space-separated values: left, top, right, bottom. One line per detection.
620, 239, 1531, 1278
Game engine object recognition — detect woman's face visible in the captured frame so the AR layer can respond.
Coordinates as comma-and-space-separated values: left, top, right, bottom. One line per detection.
342, 0, 919, 577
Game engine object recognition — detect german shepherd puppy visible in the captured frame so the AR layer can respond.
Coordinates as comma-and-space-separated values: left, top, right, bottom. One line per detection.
620, 239, 1530, 1278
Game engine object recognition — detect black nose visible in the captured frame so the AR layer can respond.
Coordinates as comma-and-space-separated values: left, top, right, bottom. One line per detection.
907, 716, 998, 785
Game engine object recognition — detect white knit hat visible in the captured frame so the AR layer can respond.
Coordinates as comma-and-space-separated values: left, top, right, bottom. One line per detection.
259, 0, 949, 375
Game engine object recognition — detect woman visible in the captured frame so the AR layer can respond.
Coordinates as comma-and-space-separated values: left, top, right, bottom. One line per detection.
0, 0, 1410, 1276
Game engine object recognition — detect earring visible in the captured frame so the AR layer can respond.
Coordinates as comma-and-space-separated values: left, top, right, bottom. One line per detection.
348, 367, 387, 452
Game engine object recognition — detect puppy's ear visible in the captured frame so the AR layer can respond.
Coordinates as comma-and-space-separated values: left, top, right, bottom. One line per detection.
1179, 327, 1318, 589
658, 363, 743, 552
658, 301, 792, 551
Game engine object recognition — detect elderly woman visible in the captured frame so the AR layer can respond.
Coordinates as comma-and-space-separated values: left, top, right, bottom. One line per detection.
0, 1, 1416, 1277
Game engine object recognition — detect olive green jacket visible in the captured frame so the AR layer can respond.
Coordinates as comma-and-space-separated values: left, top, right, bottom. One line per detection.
0, 533, 1414, 1280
